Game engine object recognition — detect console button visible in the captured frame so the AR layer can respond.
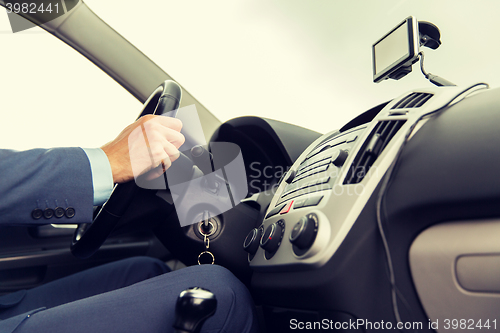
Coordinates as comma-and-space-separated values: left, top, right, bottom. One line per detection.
280, 201, 294, 214
265, 203, 286, 219
303, 195, 324, 207
293, 198, 307, 209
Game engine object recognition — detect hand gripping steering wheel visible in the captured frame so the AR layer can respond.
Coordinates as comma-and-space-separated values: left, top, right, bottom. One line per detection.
71, 80, 192, 259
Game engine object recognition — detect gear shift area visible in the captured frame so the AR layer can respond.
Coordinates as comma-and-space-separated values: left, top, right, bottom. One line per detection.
173, 287, 217, 333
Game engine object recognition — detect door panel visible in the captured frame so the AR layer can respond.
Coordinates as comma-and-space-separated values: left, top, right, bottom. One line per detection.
0, 225, 170, 295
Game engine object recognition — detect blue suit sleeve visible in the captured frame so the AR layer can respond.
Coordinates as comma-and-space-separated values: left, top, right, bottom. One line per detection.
0, 148, 94, 225
81, 148, 114, 206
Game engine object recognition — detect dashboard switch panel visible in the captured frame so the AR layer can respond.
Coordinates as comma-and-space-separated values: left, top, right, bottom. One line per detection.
252, 86, 490, 272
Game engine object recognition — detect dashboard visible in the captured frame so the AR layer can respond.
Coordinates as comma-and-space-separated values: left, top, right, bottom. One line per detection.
157, 85, 500, 332
229, 85, 500, 332
247, 87, 468, 270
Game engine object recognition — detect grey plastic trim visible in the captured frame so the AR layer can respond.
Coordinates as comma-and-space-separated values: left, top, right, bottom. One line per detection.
0, 241, 150, 270
456, 255, 500, 293
410, 219, 500, 333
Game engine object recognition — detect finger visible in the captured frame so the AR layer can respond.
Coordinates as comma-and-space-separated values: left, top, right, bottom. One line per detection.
148, 138, 179, 165
156, 126, 185, 148
142, 119, 186, 148
144, 164, 166, 181
161, 140, 181, 165
144, 145, 179, 181
152, 115, 183, 132
128, 127, 168, 179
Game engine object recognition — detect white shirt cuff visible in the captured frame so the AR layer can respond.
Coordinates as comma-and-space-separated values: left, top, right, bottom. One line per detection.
82, 148, 114, 206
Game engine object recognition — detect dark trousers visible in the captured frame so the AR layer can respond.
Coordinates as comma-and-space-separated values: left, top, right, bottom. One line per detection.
0, 257, 258, 333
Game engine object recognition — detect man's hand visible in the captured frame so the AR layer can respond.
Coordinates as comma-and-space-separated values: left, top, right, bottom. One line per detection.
101, 115, 185, 184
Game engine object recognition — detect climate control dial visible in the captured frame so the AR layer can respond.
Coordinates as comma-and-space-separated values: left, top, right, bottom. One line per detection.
243, 228, 262, 255
260, 220, 285, 259
290, 213, 318, 256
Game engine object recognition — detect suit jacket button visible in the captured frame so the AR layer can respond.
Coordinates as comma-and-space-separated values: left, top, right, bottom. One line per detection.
54, 207, 65, 218
31, 209, 43, 220
43, 208, 54, 219
65, 207, 76, 218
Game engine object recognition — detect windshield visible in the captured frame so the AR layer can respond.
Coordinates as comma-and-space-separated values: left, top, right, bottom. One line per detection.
83, 0, 500, 134
2, 0, 500, 150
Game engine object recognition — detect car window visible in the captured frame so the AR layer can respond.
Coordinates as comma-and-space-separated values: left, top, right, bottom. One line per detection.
0, 16, 141, 151
84, 0, 500, 135
3, 0, 500, 149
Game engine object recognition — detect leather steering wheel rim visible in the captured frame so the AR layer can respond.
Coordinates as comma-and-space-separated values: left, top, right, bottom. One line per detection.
70, 80, 182, 259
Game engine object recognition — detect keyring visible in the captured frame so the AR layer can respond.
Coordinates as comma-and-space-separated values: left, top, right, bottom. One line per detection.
197, 251, 215, 265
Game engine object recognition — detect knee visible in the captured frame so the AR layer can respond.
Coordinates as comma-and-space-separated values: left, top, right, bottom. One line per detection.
120, 256, 171, 277
198, 265, 249, 296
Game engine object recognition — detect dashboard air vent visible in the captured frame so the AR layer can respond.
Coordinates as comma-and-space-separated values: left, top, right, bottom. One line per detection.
391, 92, 433, 109
344, 120, 406, 184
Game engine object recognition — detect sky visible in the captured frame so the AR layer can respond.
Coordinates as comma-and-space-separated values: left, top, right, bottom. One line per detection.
2, 0, 500, 150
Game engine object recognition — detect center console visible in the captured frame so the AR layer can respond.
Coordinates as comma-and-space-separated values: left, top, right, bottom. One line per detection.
244, 86, 483, 272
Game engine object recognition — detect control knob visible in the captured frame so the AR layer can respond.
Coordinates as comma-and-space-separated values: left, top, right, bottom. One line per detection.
290, 213, 318, 254
260, 221, 285, 254
243, 228, 262, 255
331, 149, 349, 167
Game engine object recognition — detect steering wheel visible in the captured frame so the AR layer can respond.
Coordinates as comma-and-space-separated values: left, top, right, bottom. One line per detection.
71, 80, 190, 259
